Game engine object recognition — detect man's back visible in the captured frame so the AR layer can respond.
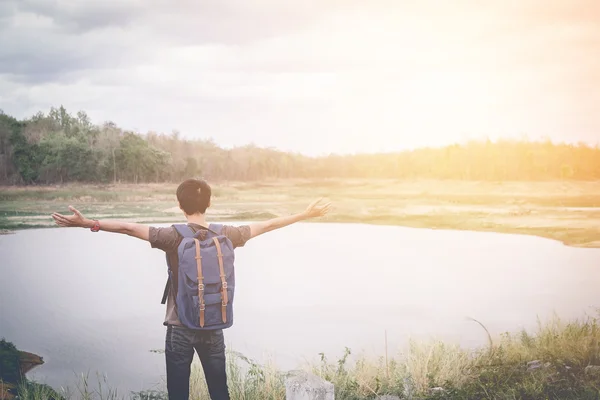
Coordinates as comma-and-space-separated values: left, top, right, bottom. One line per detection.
149, 223, 250, 327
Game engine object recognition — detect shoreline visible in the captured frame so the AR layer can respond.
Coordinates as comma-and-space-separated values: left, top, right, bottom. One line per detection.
1, 179, 599, 248
2, 215, 599, 248
0, 215, 600, 249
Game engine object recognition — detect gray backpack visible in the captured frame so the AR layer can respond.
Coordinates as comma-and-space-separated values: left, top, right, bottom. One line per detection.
161, 223, 235, 329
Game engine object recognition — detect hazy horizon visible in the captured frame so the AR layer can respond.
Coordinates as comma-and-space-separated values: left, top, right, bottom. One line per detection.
1, 0, 599, 156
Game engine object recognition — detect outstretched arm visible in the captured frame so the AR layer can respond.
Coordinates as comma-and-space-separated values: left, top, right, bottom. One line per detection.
51, 206, 150, 241
248, 198, 331, 239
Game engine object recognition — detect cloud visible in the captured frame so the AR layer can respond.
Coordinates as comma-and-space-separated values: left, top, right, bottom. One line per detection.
0, 4, 152, 83
14, 0, 145, 33
0, 0, 599, 155
0, 0, 346, 83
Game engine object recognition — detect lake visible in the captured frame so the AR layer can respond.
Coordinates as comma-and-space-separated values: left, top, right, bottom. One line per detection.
1, 222, 599, 394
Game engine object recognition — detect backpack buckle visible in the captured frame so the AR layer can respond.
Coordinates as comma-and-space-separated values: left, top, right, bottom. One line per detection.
199, 303, 206, 311
198, 283, 205, 291
222, 282, 227, 289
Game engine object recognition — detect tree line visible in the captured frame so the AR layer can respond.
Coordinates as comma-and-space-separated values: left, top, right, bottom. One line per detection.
0, 106, 598, 185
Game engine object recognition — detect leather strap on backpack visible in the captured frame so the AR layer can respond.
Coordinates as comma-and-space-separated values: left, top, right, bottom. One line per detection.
193, 238, 206, 328
212, 237, 228, 323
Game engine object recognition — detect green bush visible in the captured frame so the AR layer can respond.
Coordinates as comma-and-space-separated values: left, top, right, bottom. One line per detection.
0, 338, 22, 383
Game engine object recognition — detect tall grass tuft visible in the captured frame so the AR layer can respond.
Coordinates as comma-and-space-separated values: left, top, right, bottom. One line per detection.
186, 350, 285, 400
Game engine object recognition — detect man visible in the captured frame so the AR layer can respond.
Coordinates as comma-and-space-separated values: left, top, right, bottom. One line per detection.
51, 178, 331, 400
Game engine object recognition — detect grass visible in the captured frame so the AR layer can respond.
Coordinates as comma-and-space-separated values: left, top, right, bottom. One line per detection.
7, 314, 600, 400
1, 179, 600, 247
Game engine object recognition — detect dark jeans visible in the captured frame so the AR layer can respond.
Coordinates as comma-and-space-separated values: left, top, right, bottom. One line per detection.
165, 325, 229, 400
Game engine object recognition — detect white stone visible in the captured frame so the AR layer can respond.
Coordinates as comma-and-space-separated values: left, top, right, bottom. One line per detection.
285, 370, 335, 400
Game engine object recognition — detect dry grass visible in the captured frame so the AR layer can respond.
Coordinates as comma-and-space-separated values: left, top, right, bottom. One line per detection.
404, 340, 475, 393
8, 314, 600, 399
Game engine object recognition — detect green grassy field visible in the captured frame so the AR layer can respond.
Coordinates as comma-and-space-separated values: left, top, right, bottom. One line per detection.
1, 179, 600, 247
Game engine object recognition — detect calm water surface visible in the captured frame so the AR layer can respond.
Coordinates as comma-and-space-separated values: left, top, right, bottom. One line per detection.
1, 223, 599, 393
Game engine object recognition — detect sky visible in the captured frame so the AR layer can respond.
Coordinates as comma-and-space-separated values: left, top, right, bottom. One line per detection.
0, 0, 599, 156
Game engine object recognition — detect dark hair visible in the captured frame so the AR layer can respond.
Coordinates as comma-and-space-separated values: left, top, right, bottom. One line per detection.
176, 179, 211, 215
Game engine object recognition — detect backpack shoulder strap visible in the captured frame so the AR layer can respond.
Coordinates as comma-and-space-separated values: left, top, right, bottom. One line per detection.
161, 271, 170, 304
212, 236, 228, 323
208, 223, 223, 235
161, 224, 192, 305
161, 253, 173, 304
173, 224, 195, 238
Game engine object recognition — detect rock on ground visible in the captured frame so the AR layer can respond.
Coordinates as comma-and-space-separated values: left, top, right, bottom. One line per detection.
285, 370, 334, 400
